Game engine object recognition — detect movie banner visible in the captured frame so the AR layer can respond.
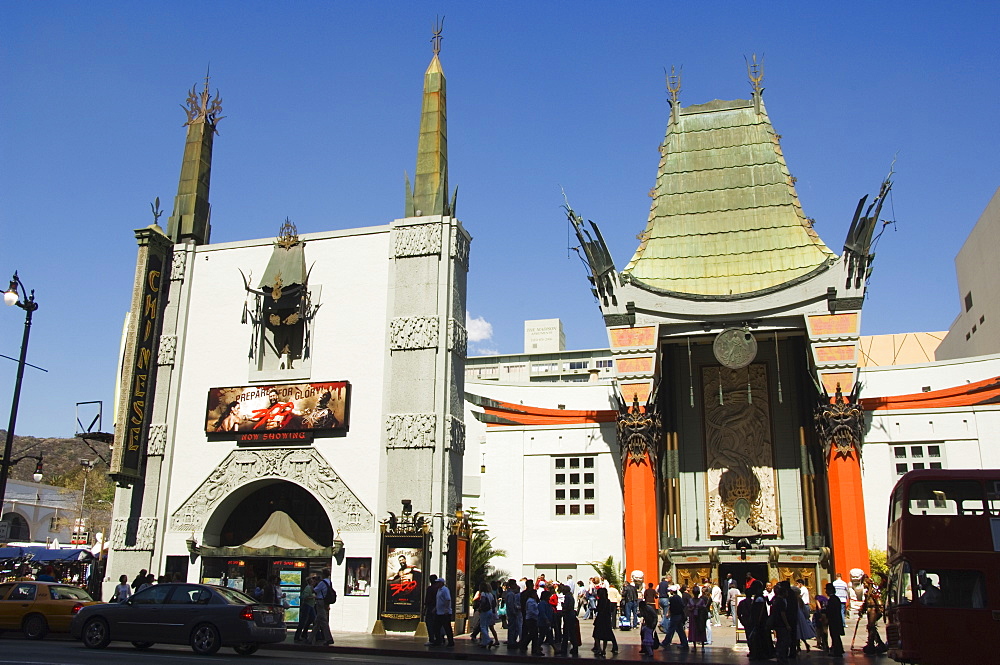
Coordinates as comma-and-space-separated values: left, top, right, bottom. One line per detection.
380, 535, 426, 619
448, 533, 469, 619
205, 382, 350, 441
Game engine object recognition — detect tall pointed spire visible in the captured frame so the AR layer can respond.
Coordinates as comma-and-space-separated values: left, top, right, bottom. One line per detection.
406, 17, 453, 217
167, 70, 224, 244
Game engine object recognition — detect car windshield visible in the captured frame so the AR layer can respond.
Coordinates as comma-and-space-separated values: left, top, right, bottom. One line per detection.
49, 585, 93, 601
212, 586, 258, 605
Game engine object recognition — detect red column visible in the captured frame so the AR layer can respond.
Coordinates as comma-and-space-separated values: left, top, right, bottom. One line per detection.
623, 453, 659, 582
826, 447, 870, 576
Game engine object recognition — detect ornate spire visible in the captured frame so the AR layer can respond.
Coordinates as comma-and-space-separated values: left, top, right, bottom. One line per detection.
167, 69, 221, 245
746, 53, 764, 113
182, 68, 225, 132
406, 19, 454, 218
665, 65, 682, 125
431, 15, 443, 57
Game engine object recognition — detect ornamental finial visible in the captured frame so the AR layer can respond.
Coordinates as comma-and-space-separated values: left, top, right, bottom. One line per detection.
746, 53, 764, 106
665, 65, 682, 124
276, 218, 299, 249
431, 15, 444, 57
182, 66, 225, 131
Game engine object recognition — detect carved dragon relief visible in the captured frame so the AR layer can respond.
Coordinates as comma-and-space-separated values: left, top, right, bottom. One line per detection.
815, 382, 864, 462
170, 447, 373, 535
617, 394, 661, 468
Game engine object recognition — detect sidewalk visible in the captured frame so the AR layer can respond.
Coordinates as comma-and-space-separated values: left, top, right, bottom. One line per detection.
263, 618, 890, 664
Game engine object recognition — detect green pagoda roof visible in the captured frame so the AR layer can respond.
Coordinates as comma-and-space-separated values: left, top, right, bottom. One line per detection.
622, 97, 835, 296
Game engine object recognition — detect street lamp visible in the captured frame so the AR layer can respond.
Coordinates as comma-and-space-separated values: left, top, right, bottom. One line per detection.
1, 272, 39, 511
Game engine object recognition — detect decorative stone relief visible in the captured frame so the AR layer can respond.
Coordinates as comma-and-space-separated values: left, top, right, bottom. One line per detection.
170, 448, 373, 534
451, 231, 470, 268
111, 517, 158, 551
390, 316, 439, 350
147, 424, 167, 456
392, 224, 441, 258
157, 335, 177, 365
110, 518, 128, 550
704, 364, 779, 537
447, 318, 467, 356
170, 250, 187, 281
446, 415, 466, 454
136, 517, 158, 550
385, 413, 436, 449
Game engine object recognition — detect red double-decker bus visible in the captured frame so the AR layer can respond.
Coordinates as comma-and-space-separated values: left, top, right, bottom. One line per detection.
885, 469, 1000, 664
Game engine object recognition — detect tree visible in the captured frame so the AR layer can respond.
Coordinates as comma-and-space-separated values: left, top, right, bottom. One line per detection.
588, 555, 624, 589
466, 508, 509, 602
869, 548, 888, 577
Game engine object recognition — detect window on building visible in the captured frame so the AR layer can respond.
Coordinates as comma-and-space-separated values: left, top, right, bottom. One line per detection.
895, 443, 946, 475
596, 359, 613, 369
568, 361, 588, 370
965, 292, 974, 312
553, 455, 597, 518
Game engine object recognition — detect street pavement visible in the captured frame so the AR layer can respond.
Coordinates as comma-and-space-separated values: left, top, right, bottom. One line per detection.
0, 618, 893, 665
265, 616, 894, 664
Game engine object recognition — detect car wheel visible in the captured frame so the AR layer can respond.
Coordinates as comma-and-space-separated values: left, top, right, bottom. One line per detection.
82, 617, 111, 649
190, 623, 221, 655
22, 614, 48, 640
131, 641, 155, 649
233, 643, 259, 656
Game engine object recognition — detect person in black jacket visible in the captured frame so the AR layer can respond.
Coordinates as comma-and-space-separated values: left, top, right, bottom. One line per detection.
825, 583, 845, 657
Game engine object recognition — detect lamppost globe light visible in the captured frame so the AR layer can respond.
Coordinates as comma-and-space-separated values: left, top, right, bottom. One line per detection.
3, 289, 17, 306
32, 471, 42, 483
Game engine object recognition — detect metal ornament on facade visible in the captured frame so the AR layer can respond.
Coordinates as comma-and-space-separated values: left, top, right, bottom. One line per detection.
617, 395, 661, 468
815, 383, 864, 462
713, 327, 758, 369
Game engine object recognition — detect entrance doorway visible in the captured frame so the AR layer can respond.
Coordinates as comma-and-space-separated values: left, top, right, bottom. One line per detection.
718, 562, 769, 591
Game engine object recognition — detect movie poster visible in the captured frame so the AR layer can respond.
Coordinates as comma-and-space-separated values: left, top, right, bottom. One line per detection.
382, 539, 424, 617
205, 382, 350, 436
345, 557, 372, 597
449, 534, 469, 616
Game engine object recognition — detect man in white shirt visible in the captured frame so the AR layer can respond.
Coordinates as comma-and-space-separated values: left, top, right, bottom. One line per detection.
833, 573, 850, 622
727, 584, 741, 627
710, 581, 723, 626
797, 579, 811, 607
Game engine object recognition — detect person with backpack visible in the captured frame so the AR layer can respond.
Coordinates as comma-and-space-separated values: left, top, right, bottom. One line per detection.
622, 579, 639, 628
311, 568, 336, 646
477, 582, 498, 648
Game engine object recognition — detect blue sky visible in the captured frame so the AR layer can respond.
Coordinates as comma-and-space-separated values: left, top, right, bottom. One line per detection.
2, 1, 998, 438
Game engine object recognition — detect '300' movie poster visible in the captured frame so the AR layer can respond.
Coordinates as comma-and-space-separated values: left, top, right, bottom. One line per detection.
205, 382, 350, 435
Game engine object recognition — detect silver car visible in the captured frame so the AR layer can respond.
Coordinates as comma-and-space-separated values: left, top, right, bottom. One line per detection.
70, 583, 285, 656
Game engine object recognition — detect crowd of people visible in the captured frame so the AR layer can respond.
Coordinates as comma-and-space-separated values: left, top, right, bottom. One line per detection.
419, 569, 887, 661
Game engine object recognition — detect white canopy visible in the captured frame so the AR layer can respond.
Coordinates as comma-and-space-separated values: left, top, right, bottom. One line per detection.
236, 510, 323, 550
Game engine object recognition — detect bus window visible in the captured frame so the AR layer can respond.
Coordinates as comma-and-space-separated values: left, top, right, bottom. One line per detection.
907, 480, 985, 516
987, 480, 1000, 516
889, 560, 911, 608
914, 569, 987, 608
890, 488, 904, 525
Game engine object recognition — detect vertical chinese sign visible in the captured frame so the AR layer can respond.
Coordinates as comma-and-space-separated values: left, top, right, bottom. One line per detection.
110, 227, 171, 485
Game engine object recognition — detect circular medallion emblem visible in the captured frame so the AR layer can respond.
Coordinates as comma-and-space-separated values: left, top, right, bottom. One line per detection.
713, 328, 757, 369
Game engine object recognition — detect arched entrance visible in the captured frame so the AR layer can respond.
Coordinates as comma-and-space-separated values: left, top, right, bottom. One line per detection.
216, 480, 333, 547
0, 513, 30, 541
196, 480, 336, 624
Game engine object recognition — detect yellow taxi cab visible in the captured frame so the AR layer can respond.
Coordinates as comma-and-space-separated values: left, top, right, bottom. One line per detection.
0, 581, 102, 639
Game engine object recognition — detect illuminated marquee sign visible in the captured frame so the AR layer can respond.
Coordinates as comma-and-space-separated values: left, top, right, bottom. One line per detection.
205, 381, 351, 442
111, 234, 169, 486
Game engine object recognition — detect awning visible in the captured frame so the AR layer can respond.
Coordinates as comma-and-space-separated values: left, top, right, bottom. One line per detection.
0, 546, 92, 563
198, 510, 337, 558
